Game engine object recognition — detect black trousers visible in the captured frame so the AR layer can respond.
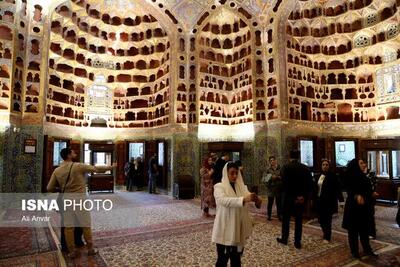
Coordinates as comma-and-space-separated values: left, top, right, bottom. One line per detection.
148, 174, 157, 193
216, 244, 242, 267
127, 177, 134, 191
281, 203, 304, 244
267, 195, 282, 218
347, 227, 373, 256
318, 212, 332, 241
370, 201, 376, 237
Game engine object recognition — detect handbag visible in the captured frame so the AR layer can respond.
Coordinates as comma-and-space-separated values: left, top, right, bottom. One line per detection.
57, 163, 74, 212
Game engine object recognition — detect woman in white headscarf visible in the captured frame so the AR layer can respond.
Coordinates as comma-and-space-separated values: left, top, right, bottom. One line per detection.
212, 161, 262, 267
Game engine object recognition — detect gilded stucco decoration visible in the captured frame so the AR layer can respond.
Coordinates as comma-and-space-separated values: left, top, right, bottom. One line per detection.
0, 0, 398, 138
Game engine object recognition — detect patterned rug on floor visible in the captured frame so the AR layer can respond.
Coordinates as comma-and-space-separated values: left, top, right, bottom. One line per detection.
90, 216, 389, 267
58, 192, 393, 267
0, 251, 61, 267
0, 227, 57, 259
1, 192, 397, 266
0, 227, 60, 267
309, 204, 400, 246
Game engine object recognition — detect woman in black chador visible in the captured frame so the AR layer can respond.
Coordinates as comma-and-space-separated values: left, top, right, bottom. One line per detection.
315, 159, 343, 242
342, 158, 377, 259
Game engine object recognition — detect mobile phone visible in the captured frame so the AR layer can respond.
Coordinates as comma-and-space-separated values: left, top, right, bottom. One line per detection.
250, 185, 258, 195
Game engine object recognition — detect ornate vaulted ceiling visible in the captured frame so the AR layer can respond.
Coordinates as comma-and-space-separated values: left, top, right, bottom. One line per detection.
0, 0, 398, 134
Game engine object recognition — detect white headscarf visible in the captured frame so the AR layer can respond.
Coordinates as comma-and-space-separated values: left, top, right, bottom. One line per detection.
221, 162, 249, 198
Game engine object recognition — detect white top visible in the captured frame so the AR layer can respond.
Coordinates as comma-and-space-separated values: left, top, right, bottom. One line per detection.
318, 174, 326, 197
212, 163, 253, 249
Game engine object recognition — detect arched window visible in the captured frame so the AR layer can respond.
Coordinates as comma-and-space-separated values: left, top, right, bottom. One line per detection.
382, 48, 396, 63
354, 34, 370, 48
365, 13, 377, 26
376, 65, 400, 101
387, 24, 399, 39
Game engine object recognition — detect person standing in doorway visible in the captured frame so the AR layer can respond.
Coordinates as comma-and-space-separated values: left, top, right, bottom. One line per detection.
47, 148, 116, 258
277, 150, 313, 249
125, 158, 135, 191
315, 159, 343, 243
342, 158, 377, 259
213, 153, 230, 185
263, 156, 282, 221
148, 153, 159, 194
135, 157, 144, 190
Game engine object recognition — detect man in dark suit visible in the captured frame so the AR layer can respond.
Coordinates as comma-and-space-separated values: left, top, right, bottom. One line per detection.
277, 150, 313, 249
212, 152, 229, 185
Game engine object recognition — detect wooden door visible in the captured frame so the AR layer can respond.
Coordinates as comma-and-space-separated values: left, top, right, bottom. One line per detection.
315, 137, 325, 173
42, 136, 54, 192
325, 138, 334, 165
116, 141, 127, 185
144, 141, 157, 186
70, 140, 81, 162
157, 141, 168, 189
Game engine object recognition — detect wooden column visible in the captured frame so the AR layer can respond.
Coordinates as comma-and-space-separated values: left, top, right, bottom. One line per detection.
145, 141, 157, 186
315, 137, 326, 173
115, 141, 127, 185
159, 140, 168, 189
70, 140, 81, 162
42, 135, 54, 192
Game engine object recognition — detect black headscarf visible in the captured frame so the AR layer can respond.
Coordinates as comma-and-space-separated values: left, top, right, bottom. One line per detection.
343, 158, 365, 189
346, 158, 364, 177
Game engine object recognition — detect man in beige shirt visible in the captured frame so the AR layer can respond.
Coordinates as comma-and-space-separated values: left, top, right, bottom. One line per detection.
47, 147, 116, 258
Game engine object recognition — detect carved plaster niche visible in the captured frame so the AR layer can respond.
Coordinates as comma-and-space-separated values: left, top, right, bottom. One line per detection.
242, 0, 272, 19
172, 0, 208, 29
376, 64, 400, 105
156, 0, 181, 9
